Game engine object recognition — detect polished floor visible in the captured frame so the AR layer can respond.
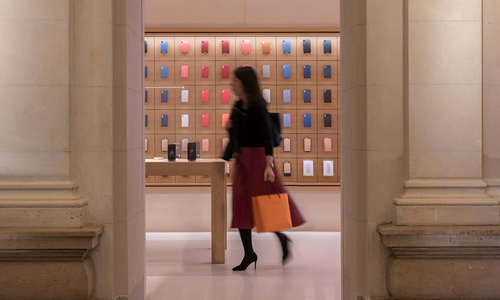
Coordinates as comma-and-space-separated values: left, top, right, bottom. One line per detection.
146, 232, 341, 300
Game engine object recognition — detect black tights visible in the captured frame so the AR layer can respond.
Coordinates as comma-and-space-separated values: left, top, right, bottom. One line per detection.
238, 229, 286, 257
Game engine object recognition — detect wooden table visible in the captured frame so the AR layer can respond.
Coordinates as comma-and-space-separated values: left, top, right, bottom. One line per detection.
145, 158, 227, 264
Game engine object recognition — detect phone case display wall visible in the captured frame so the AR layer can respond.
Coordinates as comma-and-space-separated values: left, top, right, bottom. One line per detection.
145, 33, 340, 185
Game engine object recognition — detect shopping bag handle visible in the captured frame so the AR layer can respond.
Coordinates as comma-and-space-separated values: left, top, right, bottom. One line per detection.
267, 181, 281, 198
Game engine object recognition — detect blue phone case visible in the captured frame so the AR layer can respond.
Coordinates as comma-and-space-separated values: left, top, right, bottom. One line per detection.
304, 114, 312, 128
283, 40, 291, 54
303, 65, 311, 78
324, 40, 332, 54
283, 65, 291, 79
161, 90, 168, 103
283, 89, 291, 103
161, 114, 168, 127
145, 40, 147, 53
145, 66, 148, 78
161, 66, 168, 78
324, 89, 332, 103
324, 65, 332, 78
145, 115, 148, 127
160, 40, 168, 53
303, 39, 311, 54
145, 90, 148, 103
304, 89, 311, 103
283, 114, 291, 127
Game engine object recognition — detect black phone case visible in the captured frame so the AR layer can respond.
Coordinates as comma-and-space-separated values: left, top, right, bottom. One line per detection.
145, 115, 148, 127
324, 114, 332, 127
324, 89, 332, 103
161, 90, 168, 103
161, 114, 168, 127
324, 65, 332, 78
303, 39, 311, 54
145, 90, 148, 103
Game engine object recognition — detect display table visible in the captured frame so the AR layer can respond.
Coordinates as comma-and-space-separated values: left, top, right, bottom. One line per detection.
145, 158, 227, 264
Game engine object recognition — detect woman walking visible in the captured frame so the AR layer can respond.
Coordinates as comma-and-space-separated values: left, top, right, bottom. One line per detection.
223, 66, 306, 271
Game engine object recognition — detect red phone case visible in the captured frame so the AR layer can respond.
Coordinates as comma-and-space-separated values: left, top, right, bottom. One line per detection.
202, 90, 209, 103
202, 114, 209, 127
201, 66, 209, 78
222, 89, 230, 103
181, 65, 189, 78
222, 65, 230, 78
201, 40, 209, 53
222, 40, 230, 54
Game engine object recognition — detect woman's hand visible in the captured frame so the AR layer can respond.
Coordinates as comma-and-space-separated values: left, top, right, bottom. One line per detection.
225, 119, 233, 130
264, 165, 275, 182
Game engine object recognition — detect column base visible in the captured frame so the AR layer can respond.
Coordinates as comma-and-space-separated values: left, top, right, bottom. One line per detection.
379, 224, 500, 300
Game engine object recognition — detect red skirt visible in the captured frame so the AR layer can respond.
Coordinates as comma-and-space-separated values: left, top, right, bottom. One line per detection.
231, 147, 306, 229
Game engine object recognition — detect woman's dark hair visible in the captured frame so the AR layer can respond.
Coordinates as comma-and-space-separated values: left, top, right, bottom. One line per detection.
234, 66, 267, 107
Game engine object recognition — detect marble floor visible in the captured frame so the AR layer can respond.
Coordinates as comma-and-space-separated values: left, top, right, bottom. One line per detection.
146, 232, 341, 300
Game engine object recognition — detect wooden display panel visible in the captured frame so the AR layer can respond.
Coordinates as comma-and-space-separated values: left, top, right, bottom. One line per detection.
195, 85, 216, 109
215, 110, 231, 134
174, 61, 196, 85
154, 61, 175, 87
276, 134, 298, 158
215, 85, 237, 110
297, 158, 318, 183
276, 61, 297, 85
175, 110, 196, 134
280, 109, 297, 134
276, 37, 297, 61
195, 134, 217, 159
275, 158, 298, 182
145, 61, 155, 87
154, 88, 175, 110
195, 37, 216, 61
175, 86, 196, 109
317, 61, 338, 85
154, 134, 176, 157
215, 133, 230, 158
154, 110, 175, 134
297, 61, 317, 84
235, 37, 257, 61
215, 37, 236, 61
145, 111, 154, 134
316, 37, 339, 60
145, 133, 155, 159
256, 36, 277, 60
145, 37, 155, 61
297, 110, 318, 134
317, 109, 339, 134
215, 61, 236, 85
195, 110, 216, 134
296, 37, 317, 61
195, 61, 216, 85
145, 88, 154, 110
296, 85, 318, 110
256, 61, 278, 85
154, 36, 175, 61
297, 134, 318, 158
174, 37, 195, 61
317, 133, 339, 158
317, 85, 339, 110
261, 85, 278, 111
276, 85, 297, 110
318, 158, 339, 183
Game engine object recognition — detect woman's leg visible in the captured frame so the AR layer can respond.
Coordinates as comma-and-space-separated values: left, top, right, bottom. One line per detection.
238, 228, 254, 258
274, 231, 291, 265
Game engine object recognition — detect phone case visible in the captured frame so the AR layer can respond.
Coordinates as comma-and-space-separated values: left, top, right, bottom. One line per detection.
222, 113, 230, 128
202, 90, 209, 103
145, 115, 148, 127
222, 89, 230, 103
161, 139, 169, 152
242, 64, 251, 67
144, 40, 147, 53
181, 90, 189, 103
242, 40, 250, 54
284, 138, 291, 152
181, 139, 189, 152
201, 65, 209, 78
161, 114, 168, 127
283, 113, 291, 127
304, 89, 311, 103
201, 40, 209, 53
324, 40, 332, 54
303, 114, 312, 128
181, 114, 189, 127
222, 65, 230, 78
324, 137, 332, 152
161, 90, 168, 103
324, 89, 332, 103
304, 138, 312, 152
284, 162, 292, 177
145, 90, 148, 103
145, 66, 147, 78
283, 39, 291, 54
283, 65, 291, 79
303, 65, 311, 78
283, 89, 291, 103
202, 138, 210, 152
324, 65, 332, 79
202, 114, 209, 127
160, 40, 168, 53
263, 89, 271, 103
181, 65, 189, 78
222, 137, 230, 150
323, 160, 334, 177
303, 160, 314, 177
262, 41, 271, 54
303, 39, 311, 54
181, 40, 189, 54
324, 114, 332, 127
221, 40, 230, 54
161, 66, 168, 78
263, 65, 271, 78
145, 139, 148, 152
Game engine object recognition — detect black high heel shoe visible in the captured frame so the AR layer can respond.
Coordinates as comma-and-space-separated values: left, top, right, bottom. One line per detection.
276, 233, 293, 266
232, 252, 258, 271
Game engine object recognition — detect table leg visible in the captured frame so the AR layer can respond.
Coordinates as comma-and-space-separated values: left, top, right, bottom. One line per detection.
211, 162, 227, 264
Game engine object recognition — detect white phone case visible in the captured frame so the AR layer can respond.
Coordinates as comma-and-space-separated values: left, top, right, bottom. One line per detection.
263, 89, 271, 103
303, 160, 314, 177
181, 114, 189, 127
202, 138, 210, 152
181, 90, 189, 103
323, 160, 334, 177
161, 139, 169, 152
263, 65, 271, 78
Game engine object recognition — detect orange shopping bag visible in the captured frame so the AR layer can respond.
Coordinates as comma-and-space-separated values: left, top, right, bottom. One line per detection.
252, 183, 293, 233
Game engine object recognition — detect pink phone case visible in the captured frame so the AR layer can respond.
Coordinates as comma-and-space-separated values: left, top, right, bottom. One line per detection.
222, 65, 230, 78
201, 40, 209, 53
201, 66, 209, 78
181, 40, 189, 54
242, 64, 251, 67
242, 40, 250, 54
221, 40, 230, 54
202, 90, 209, 103
222, 114, 230, 127
181, 65, 189, 78
202, 114, 209, 127
222, 89, 230, 103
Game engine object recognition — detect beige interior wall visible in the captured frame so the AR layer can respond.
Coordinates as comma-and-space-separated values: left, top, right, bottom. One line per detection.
145, 0, 340, 28
0, 0, 70, 179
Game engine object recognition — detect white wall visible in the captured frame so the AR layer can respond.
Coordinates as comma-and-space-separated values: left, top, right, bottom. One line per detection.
145, 0, 340, 28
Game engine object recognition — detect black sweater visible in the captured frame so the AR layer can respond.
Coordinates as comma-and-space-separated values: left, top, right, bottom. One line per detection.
233, 100, 273, 156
